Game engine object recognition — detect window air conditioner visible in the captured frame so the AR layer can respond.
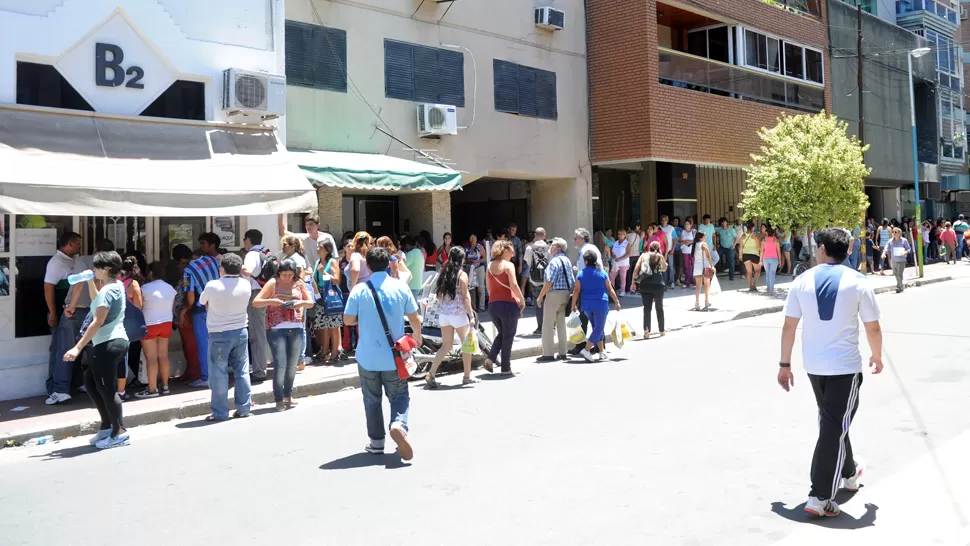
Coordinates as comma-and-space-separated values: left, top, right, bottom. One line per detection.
222, 68, 285, 119
417, 104, 458, 137
535, 6, 565, 31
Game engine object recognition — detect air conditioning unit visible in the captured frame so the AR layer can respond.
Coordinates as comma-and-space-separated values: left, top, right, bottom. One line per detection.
535, 6, 565, 31
417, 104, 458, 137
222, 68, 285, 119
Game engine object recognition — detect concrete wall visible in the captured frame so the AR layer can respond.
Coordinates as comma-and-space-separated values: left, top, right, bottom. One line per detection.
531, 175, 592, 244
285, 0, 590, 187
399, 192, 452, 243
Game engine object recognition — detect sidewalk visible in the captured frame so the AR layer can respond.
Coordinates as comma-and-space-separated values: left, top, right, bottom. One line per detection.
1, 261, 961, 446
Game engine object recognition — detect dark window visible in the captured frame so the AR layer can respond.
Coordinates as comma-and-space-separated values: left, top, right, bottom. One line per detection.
16, 62, 93, 111
708, 27, 730, 63
493, 59, 557, 120
383, 39, 464, 107
784, 43, 804, 79
805, 49, 823, 84
140, 80, 205, 120
285, 21, 347, 93
687, 31, 707, 58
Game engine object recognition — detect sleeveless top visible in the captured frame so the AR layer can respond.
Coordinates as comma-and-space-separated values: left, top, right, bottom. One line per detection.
878, 227, 891, 246
762, 236, 779, 259
741, 232, 760, 254
266, 281, 308, 329
486, 264, 515, 303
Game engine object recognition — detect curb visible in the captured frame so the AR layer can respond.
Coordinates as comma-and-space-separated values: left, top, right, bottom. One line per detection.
3, 274, 955, 446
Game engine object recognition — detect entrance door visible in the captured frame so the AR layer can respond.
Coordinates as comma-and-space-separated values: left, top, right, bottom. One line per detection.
82, 216, 147, 258
358, 199, 397, 238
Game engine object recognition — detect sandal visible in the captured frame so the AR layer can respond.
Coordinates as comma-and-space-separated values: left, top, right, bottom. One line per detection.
462, 376, 480, 385
205, 415, 228, 422
483, 359, 495, 373
425, 375, 439, 389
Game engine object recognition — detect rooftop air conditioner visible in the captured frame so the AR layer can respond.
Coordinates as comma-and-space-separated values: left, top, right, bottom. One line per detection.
417, 104, 458, 137
222, 68, 285, 119
535, 6, 565, 31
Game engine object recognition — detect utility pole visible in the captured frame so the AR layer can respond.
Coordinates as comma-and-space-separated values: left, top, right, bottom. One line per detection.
857, 4, 867, 273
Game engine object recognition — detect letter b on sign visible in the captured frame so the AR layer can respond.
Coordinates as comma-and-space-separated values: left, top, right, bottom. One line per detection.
96, 43, 125, 87
95, 43, 144, 89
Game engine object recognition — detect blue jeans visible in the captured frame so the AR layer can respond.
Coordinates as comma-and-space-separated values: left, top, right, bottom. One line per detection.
47, 311, 86, 395
763, 258, 779, 291
719, 247, 735, 280
358, 365, 409, 443
663, 253, 676, 286
268, 327, 302, 402
208, 328, 252, 419
585, 307, 609, 345
192, 309, 209, 381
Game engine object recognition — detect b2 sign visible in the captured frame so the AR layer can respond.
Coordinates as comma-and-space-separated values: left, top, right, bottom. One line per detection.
95, 43, 144, 89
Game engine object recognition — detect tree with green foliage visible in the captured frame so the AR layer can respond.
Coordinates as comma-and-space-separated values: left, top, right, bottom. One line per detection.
739, 112, 870, 233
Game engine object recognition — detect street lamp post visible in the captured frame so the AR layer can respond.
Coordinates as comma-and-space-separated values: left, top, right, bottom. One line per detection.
908, 46, 932, 278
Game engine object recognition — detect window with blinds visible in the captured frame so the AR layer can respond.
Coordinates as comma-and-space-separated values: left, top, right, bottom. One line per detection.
383, 40, 465, 107
284, 21, 347, 93
493, 59, 558, 120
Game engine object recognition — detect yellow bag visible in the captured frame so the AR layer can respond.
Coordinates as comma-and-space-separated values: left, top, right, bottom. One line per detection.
461, 331, 478, 354
620, 322, 633, 341
568, 326, 586, 344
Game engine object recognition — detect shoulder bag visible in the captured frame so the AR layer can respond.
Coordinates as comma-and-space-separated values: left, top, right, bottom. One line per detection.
366, 281, 419, 380
314, 258, 345, 316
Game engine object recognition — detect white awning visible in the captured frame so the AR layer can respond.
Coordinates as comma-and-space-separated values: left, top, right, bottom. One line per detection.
0, 106, 317, 216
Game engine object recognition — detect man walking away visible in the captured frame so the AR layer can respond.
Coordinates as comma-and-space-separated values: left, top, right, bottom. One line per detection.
535, 238, 574, 362
344, 247, 422, 461
242, 229, 271, 384
200, 253, 253, 421
955, 214, 969, 260
179, 232, 222, 388
44, 231, 83, 405
524, 227, 549, 335
659, 216, 676, 288
778, 227, 882, 517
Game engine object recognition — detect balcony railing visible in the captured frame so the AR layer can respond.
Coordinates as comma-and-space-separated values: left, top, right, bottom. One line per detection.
763, 0, 822, 17
896, 0, 958, 25
658, 47, 825, 113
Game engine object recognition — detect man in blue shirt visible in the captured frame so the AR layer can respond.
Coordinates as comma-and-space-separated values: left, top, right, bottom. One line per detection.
344, 247, 422, 461
179, 232, 222, 388
714, 218, 738, 281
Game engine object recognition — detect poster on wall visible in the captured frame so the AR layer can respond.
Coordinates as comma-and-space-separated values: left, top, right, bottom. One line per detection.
0, 215, 8, 253
15, 228, 57, 256
168, 224, 194, 249
213, 216, 241, 248
0, 258, 9, 296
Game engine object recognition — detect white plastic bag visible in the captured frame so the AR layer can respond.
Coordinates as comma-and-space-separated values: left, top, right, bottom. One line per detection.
566, 311, 582, 329
612, 321, 626, 349
709, 274, 722, 296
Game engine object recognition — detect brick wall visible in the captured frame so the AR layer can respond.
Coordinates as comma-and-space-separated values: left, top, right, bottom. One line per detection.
316, 186, 343, 234
399, 192, 452, 243
588, 0, 832, 166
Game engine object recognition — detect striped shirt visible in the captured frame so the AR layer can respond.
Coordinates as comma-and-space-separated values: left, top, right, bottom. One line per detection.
183, 255, 221, 311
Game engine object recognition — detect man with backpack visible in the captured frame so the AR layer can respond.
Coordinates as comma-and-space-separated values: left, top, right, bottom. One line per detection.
242, 229, 276, 384
524, 228, 549, 335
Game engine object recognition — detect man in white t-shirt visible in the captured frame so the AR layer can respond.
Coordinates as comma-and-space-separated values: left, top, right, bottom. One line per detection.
659, 215, 676, 288
778, 227, 883, 518
44, 231, 82, 405
242, 229, 270, 383
200, 253, 253, 421
524, 227, 549, 334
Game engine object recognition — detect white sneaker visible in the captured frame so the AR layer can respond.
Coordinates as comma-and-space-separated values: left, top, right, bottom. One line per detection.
843, 461, 864, 491
580, 348, 595, 362
804, 496, 840, 517
95, 432, 130, 450
390, 423, 413, 461
364, 441, 384, 454
45, 392, 71, 405
88, 429, 111, 446
599, 352, 609, 361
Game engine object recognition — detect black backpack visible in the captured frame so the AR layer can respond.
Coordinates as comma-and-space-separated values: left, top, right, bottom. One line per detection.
256, 251, 279, 286
530, 244, 549, 285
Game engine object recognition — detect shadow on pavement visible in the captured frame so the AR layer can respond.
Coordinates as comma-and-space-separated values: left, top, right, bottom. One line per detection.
319, 452, 410, 470
770, 500, 877, 530
30, 444, 98, 461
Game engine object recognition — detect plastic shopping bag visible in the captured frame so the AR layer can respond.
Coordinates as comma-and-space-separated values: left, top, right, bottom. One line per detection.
568, 325, 587, 345
710, 274, 722, 296
620, 321, 633, 341
566, 311, 582, 329
461, 330, 478, 354
612, 322, 625, 349
605, 310, 619, 338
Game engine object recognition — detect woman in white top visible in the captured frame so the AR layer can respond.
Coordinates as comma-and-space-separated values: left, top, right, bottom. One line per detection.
608, 229, 631, 295
691, 231, 715, 310
135, 262, 177, 398
680, 219, 697, 289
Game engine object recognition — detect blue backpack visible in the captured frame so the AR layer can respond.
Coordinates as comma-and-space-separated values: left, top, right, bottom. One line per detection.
314, 259, 344, 316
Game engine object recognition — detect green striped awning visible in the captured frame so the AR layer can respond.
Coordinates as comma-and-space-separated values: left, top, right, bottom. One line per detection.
290, 149, 462, 192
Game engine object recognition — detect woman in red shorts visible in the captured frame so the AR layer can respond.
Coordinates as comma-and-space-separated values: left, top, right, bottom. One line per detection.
135, 262, 177, 398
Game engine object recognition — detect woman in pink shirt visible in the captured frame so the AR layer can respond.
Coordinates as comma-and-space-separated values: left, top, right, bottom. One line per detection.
760, 228, 782, 292
940, 221, 958, 264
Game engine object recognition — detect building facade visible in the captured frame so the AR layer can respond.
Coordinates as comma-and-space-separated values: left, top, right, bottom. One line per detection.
587, 0, 831, 231
0, 0, 313, 401
284, 0, 591, 246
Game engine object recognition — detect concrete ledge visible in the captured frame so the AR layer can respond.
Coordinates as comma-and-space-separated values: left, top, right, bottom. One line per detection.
2, 274, 956, 447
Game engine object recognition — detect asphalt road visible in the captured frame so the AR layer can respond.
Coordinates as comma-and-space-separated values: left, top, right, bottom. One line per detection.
2, 277, 970, 546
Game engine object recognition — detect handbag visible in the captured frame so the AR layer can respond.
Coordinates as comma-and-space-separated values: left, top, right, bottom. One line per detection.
423, 295, 442, 328
314, 259, 345, 316
124, 302, 148, 342
366, 281, 418, 380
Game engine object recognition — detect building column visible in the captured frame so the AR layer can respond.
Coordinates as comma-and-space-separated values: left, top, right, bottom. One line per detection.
531, 175, 591, 242
316, 186, 342, 235
399, 191, 452, 243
